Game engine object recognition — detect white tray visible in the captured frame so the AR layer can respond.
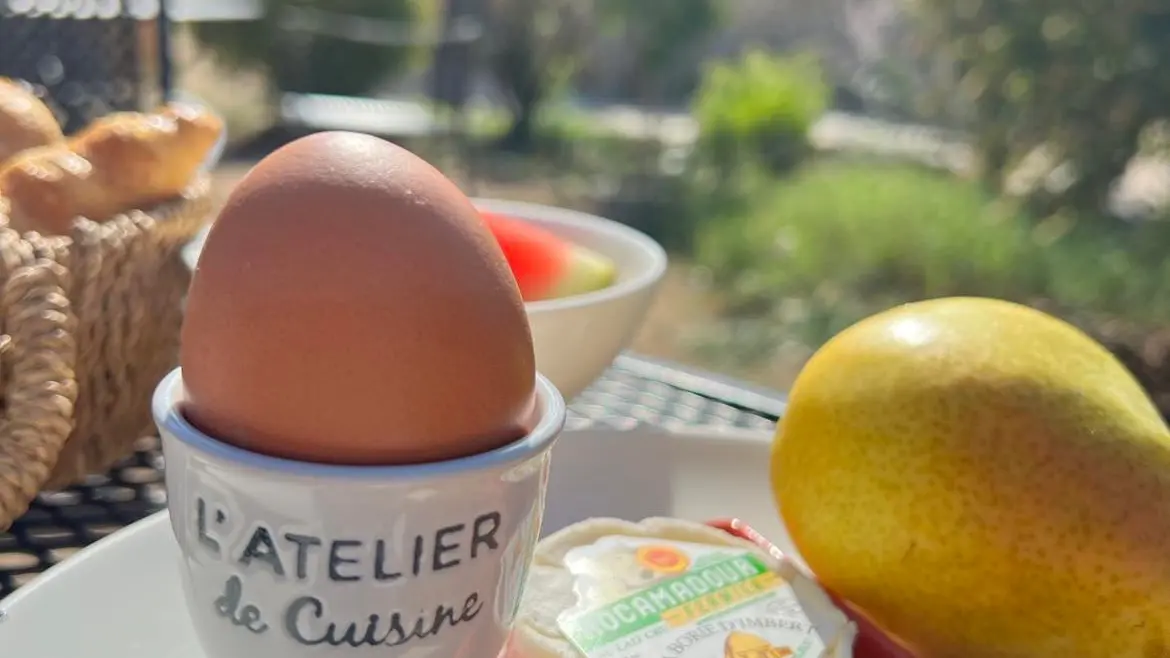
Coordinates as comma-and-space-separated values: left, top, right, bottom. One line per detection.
0, 425, 792, 657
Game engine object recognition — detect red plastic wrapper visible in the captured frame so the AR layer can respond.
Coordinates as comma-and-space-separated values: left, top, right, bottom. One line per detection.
707, 518, 918, 658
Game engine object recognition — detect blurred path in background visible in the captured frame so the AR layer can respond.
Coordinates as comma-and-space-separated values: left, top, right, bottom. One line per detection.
274, 93, 1170, 218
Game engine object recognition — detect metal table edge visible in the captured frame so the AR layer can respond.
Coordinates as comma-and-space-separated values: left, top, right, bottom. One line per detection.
614, 353, 788, 419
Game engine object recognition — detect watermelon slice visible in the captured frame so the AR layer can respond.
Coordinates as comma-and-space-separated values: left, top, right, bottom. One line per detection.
481, 210, 617, 302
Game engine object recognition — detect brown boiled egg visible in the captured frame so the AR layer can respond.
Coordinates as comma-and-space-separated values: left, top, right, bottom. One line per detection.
180, 131, 536, 465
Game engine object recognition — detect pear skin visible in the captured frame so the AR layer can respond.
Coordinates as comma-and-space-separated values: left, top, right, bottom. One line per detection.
773, 297, 1170, 658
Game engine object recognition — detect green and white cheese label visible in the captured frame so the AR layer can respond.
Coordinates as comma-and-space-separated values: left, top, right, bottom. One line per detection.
556, 537, 837, 658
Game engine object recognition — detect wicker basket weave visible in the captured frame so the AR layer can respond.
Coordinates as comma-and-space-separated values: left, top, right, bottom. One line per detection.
0, 177, 211, 529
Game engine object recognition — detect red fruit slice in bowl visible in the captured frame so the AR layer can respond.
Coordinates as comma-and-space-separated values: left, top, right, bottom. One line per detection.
708, 518, 919, 658
480, 210, 617, 302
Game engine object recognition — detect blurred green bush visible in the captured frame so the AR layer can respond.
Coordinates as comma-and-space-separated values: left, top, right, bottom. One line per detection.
190, 0, 420, 96
589, 50, 831, 253
695, 159, 1170, 349
692, 50, 829, 178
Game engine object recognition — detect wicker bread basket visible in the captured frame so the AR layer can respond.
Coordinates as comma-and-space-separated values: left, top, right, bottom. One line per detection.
0, 177, 211, 529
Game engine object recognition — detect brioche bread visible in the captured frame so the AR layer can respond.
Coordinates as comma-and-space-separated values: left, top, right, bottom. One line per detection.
0, 103, 222, 234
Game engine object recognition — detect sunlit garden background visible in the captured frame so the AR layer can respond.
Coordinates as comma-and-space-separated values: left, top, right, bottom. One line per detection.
173, 0, 1170, 410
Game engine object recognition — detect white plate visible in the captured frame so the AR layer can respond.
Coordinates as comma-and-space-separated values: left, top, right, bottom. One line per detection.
0, 425, 793, 657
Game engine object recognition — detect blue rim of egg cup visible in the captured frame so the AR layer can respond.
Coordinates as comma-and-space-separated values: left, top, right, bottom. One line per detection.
152, 368, 566, 480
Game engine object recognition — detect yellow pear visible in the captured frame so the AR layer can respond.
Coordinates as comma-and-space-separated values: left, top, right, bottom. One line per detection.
772, 297, 1170, 658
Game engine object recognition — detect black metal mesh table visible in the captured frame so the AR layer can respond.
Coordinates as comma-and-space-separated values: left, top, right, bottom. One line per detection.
0, 354, 785, 599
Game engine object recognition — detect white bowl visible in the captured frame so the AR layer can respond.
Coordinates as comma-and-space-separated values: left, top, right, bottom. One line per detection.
474, 199, 668, 401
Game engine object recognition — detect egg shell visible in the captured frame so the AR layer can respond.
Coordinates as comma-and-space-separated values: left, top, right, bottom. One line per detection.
180, 131, 536, 465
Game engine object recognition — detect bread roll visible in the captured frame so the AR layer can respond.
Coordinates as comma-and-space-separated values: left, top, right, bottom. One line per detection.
0, 103, 223, 234
512, 518, 856, 658
0, 144, 104, 234
69, 103, 223, 211
0, 77, 64, 166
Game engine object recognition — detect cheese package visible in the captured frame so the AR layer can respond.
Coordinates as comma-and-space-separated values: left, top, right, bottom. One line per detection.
512, 518, 857, 658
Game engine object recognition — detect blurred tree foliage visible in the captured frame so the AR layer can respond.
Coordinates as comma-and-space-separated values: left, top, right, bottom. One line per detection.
483, 0, 590, 152
485, 0, 724, 151
909, 0, 1170, 216
594, 0, 726, 103
848, 14, 967, 125
190, 0, 421, 96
